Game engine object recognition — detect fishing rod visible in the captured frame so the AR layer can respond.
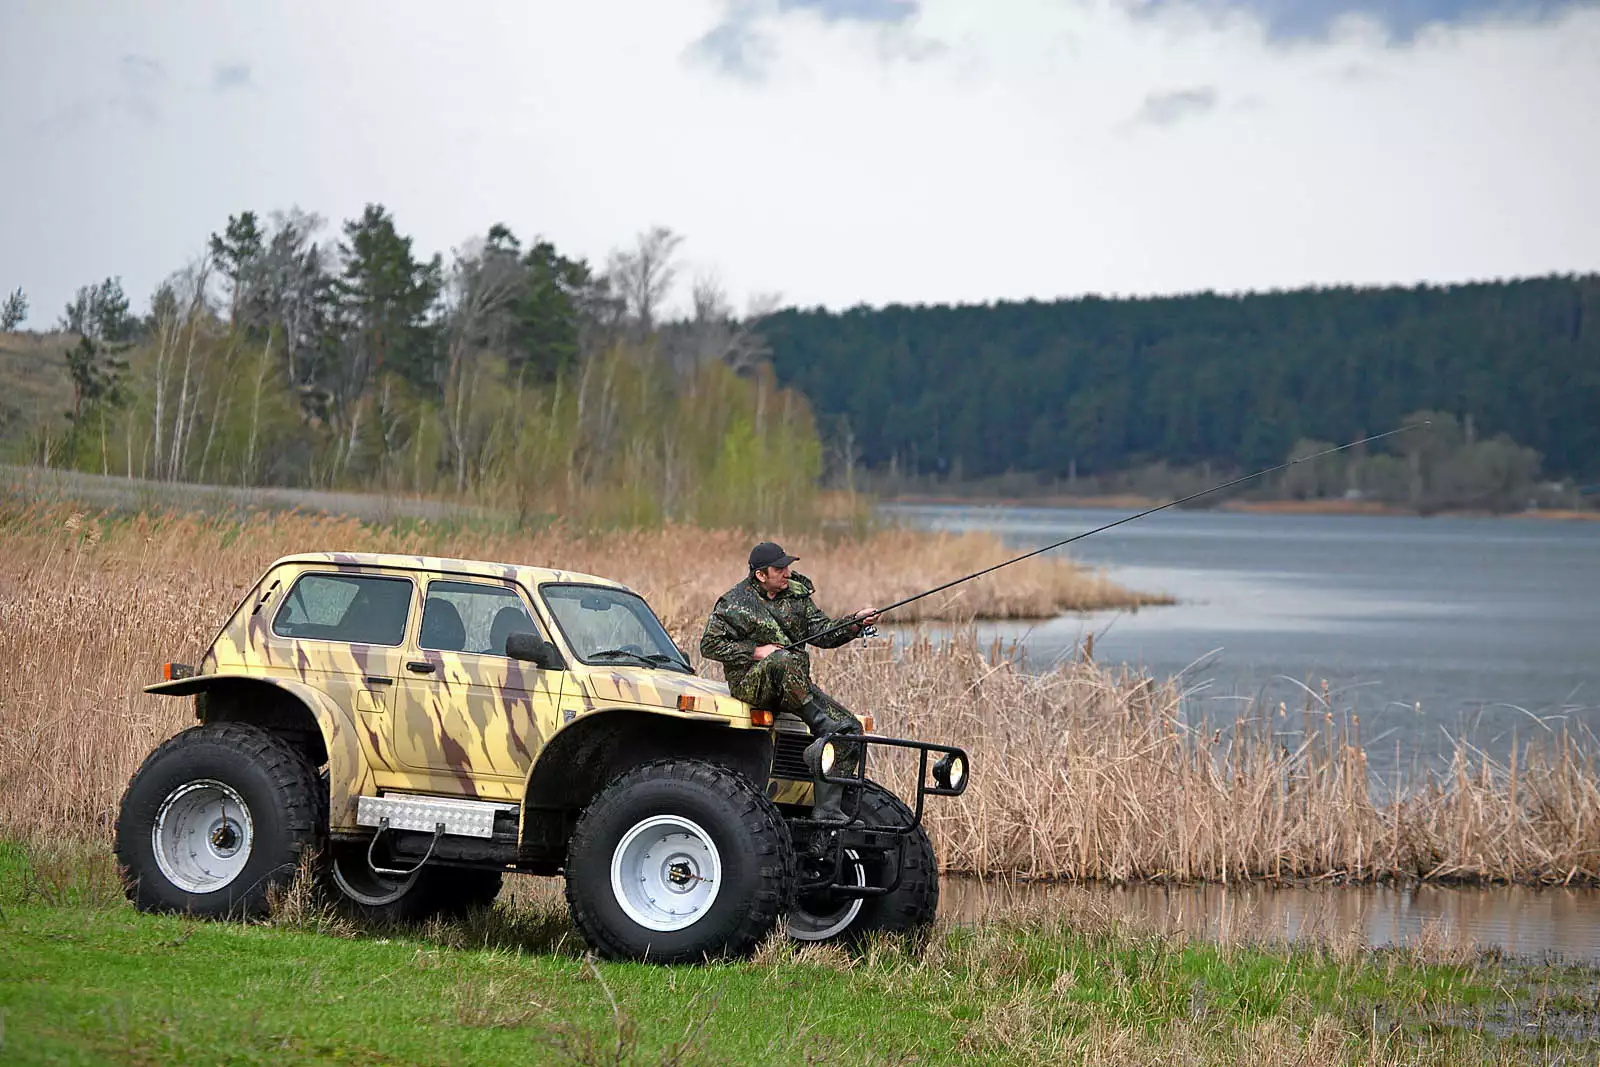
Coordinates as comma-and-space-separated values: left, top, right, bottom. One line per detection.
783, 421, 1430, 651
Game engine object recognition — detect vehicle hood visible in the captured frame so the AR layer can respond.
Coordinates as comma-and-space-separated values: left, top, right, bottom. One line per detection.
577, 668, 747, 717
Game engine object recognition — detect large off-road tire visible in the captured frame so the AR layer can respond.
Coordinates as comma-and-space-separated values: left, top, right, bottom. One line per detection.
115, 722, 321, 918
325, 842, 503, 924
565, 759, 795, 963
787, 780, 939, 945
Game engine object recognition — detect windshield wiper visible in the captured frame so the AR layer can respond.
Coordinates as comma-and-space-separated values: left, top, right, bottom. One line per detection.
589, 649, 692, 673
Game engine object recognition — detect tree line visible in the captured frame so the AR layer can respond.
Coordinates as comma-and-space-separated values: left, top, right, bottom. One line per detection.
760, 278, 1600, 489
1283, 409, 1550, 513
16, 209, 821, 528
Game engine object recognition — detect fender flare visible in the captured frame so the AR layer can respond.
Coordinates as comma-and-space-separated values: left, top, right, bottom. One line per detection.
520, 707, 772, 814
146, 674, 374, 830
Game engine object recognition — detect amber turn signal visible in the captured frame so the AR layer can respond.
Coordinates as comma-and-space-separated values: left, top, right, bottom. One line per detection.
677, 694, 700, 712
749, 708, 774, 726
860, 714, 875, 735
163, 662, 194, 681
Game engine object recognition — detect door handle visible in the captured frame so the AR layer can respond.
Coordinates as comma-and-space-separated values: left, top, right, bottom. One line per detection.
365, 676, 394, 687
406, 661, 436, 675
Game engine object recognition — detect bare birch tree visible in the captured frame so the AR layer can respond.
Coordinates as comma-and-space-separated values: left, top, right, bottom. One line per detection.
442, 231, 524, 492
605, 225, 683, 338
662, 273, 779, 377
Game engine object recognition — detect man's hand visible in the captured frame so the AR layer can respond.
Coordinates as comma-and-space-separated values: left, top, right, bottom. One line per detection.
752, 643, 781, 661
853, 606, 880, 629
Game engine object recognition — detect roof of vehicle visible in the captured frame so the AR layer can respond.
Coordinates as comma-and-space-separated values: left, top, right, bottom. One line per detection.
269, 552, 630, 593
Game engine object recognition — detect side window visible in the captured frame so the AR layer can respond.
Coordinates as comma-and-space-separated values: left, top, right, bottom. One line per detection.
272, 573, 412, 645
420, 581, 539, 656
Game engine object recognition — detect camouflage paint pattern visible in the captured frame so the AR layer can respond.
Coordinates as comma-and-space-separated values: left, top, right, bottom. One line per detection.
769, 778, 816, 806
699, 571, 865, 772
149, 552, 763, 830
699, 572, 865, 705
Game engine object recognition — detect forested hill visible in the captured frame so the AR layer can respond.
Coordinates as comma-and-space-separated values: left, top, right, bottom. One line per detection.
760, 276, 1600, 481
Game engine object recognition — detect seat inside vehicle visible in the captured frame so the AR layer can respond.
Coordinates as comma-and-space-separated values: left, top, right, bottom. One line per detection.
488, 605, 530, 656
420, 599, 467, 652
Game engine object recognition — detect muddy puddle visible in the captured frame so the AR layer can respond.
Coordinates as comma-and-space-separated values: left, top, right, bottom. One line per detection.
942, 877, 1600, 963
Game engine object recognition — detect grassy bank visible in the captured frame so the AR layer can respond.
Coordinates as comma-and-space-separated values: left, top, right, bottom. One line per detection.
5, 840, 1596, 1066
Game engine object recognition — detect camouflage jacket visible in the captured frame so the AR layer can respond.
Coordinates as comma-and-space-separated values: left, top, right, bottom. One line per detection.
699, 572, 862, 698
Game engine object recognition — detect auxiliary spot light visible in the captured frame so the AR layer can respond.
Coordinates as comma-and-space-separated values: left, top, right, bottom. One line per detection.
932, 752, 967, 791
803, 737, 837, 778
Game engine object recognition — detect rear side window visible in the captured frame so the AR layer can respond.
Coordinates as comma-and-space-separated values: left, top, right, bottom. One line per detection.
420, 580, 539, 655
272, 573, 413, 646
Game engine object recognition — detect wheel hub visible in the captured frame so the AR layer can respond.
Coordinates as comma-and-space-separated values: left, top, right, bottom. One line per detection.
210, 820, 241, 853
665, 856, 703, 889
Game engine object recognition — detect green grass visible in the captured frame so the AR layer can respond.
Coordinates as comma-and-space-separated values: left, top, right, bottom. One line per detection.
3, 839, 1598, 1065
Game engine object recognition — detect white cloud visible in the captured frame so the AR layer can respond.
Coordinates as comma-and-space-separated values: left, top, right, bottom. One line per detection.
0, 0, 1596, 323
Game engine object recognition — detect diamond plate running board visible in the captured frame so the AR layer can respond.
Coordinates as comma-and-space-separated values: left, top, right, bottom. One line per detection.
356, 794, 518, 839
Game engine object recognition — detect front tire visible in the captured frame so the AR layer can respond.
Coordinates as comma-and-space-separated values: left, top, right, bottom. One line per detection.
787, 780, 939, 945
114, 722, 321, 918
565, 759, 795, 963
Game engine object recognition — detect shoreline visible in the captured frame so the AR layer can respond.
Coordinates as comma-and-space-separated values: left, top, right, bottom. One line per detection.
885, 492, 1600, 521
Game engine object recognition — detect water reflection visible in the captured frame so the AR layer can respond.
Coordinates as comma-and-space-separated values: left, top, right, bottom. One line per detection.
943, 877, 1600, 962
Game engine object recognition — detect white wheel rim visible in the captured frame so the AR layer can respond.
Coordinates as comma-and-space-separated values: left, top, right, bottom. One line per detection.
787, 849, 866, 942
609, 815, 722, 932
151, 779, 255, 894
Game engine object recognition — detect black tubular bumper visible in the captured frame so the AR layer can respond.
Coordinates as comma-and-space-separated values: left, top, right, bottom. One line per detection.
789, 733, 971, 898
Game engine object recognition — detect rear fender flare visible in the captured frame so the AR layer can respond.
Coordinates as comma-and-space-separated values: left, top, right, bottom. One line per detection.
146, 674, 373, 830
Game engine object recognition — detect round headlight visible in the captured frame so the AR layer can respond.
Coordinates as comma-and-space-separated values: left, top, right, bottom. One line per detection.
932, 751, 967, 791
804, 736, 838, 778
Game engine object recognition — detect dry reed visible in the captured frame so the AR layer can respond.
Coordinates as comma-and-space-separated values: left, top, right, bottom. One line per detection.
3, 501, 1597, 886
819, 635, 1600, 884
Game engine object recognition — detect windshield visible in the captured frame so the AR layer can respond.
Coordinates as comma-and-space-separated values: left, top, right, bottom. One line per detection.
540, 584, 691, 672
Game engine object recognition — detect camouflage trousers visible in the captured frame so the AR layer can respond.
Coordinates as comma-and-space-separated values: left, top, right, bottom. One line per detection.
737, 649, 862, 775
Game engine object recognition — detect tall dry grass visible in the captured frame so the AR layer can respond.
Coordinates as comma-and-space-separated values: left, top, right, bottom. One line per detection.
822, 636, 1600, 884
4, 501, 1597, 885
0, 501, 1147, 836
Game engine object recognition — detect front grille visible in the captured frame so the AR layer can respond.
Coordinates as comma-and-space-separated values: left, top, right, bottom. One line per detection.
771, 730, 812, 780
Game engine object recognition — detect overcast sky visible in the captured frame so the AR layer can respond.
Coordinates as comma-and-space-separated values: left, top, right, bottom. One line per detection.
1, 0, 1596, 323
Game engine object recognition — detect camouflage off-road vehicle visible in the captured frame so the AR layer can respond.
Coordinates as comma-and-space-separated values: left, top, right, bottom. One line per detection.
115, 553, 969, 962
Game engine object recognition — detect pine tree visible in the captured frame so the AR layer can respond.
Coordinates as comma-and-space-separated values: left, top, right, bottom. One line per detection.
1, 287, 26, 330
63, 335, 128, 422
209, 211, 266, 328
513, 239, 592, 382
59, 278, 136, 343
329, 204, 442, 467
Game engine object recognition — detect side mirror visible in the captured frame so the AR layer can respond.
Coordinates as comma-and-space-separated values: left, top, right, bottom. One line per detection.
506, 631, 564, 670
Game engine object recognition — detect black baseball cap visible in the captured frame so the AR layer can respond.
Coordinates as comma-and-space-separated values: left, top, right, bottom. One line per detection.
748, 541, 799, 570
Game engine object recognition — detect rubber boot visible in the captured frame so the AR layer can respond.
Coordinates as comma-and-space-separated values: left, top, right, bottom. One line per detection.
810, 779, 854, 825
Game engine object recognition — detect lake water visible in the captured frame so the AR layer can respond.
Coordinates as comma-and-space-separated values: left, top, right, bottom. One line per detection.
884, 504, 1600, 779
942, 876, 1600, 964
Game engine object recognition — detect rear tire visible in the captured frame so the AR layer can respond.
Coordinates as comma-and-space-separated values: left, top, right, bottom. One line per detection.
565, 759, 795, 963
114, 722, 321, 918
787, 780, 939, 945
